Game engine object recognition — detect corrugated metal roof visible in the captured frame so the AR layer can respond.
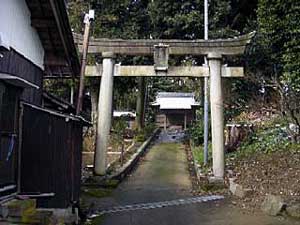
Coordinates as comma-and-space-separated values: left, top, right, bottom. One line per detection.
152, 92, 200, 110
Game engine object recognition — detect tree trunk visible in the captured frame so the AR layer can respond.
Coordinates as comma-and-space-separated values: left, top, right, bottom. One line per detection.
135, 77, 146, 131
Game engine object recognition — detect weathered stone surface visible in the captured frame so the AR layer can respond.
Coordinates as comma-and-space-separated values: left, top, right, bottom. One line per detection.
229, 178, 253, 198
85, 65, 244, 78
75, 32, 255, 55
2, 199, 36, 217
261, 195, 285, 216
22, 210, 55, 225
208, 176, 225, 188
50, 207, 78, 224
0, 204, 9, 218
209, 56, 225, 178
0, 221, 10, 225
235, 185, 253, 198
286, 203, 300, 219
229, 178, 237, 194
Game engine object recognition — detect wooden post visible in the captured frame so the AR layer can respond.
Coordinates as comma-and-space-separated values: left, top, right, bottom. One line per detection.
94, 52, 115, 175
76, 14, 91, 115
184, 111, 187, 130
164, 114, 167, 131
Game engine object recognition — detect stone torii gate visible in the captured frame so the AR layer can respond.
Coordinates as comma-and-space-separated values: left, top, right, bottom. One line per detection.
75, 32, 254, 178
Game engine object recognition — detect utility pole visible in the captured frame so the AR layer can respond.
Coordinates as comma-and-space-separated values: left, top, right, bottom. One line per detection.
76, 10, 95, 115
203, 0, 209, 165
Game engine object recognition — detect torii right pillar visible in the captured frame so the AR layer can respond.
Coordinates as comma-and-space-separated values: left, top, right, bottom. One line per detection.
208, 52, 225, 179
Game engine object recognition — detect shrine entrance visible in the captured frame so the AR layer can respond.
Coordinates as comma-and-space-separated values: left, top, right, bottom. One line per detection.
75, 32, 254, 178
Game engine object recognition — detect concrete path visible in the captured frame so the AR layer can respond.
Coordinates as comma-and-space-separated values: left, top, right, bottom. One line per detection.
97, 142, 299, 225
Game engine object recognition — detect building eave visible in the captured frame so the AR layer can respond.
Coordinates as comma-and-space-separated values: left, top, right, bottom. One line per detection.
25, 0, 80, 77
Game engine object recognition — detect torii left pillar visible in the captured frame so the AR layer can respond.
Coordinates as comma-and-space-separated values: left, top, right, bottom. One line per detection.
94, 52, 115, 175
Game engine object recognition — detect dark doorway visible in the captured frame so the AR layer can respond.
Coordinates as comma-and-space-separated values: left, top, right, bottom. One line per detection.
0, 82, 21, 197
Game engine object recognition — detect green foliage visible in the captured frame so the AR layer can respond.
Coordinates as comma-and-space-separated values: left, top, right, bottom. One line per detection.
113, 84, 137, 111
188, 111, 211, 146
192, 143, 212, 167
81, 187, 112, 198
112, 118, 127, 135
68, 0, 146, 107
189, 120, 205, 146
144, 122, 156, 136
111, 117, 128, 146
67, 1, 89, 33
99, 1, 149, 38
134, 133, 146, 143
209, 0, 239, 38
256, 0, 300, 129
102, 179, 119, 189
43, 79, 76, 100
134, 122, 156, 142
235, 126, 290, 157
148, 0, 204, 39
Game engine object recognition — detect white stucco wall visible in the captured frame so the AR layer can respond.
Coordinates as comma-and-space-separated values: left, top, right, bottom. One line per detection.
0, 0, 45, 69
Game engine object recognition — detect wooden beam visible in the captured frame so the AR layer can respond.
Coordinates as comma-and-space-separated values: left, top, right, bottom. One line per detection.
31, 18, 56, 28
44, 54, 69, 66
74, 32, 255, 56
85, 65, 244, 77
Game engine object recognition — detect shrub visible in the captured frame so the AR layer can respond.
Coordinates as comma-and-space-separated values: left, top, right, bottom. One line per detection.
237, 126, 290, 156
188, 120, 205, 146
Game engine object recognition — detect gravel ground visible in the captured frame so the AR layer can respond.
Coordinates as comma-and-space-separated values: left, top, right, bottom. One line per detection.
227, 150, 300, 210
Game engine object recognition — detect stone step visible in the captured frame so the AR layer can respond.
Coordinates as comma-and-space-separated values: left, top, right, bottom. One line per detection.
0, 199, 36, 218
22, 209, 55, 225
1, 210, 55, 225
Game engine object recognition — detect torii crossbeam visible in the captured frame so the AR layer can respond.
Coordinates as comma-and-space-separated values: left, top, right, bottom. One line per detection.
74, 33, 253, 56
85, 65, 244, 78
75, 32, 255, 178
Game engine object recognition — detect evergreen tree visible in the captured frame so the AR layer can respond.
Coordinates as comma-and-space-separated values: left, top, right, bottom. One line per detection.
257, 0, 300, 137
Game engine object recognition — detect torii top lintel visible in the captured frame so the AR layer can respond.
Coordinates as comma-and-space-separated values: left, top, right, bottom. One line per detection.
74, 32, 255, 56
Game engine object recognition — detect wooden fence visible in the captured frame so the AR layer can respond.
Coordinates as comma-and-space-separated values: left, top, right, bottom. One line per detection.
20, 103, 83, 208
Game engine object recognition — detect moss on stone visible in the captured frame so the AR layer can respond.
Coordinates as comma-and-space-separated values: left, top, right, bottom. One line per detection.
200, 183, 225, 192
91, 215, 104, 225
21, 210, 53, 224
103, 179, 119, 188
82, 188, 113, 198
